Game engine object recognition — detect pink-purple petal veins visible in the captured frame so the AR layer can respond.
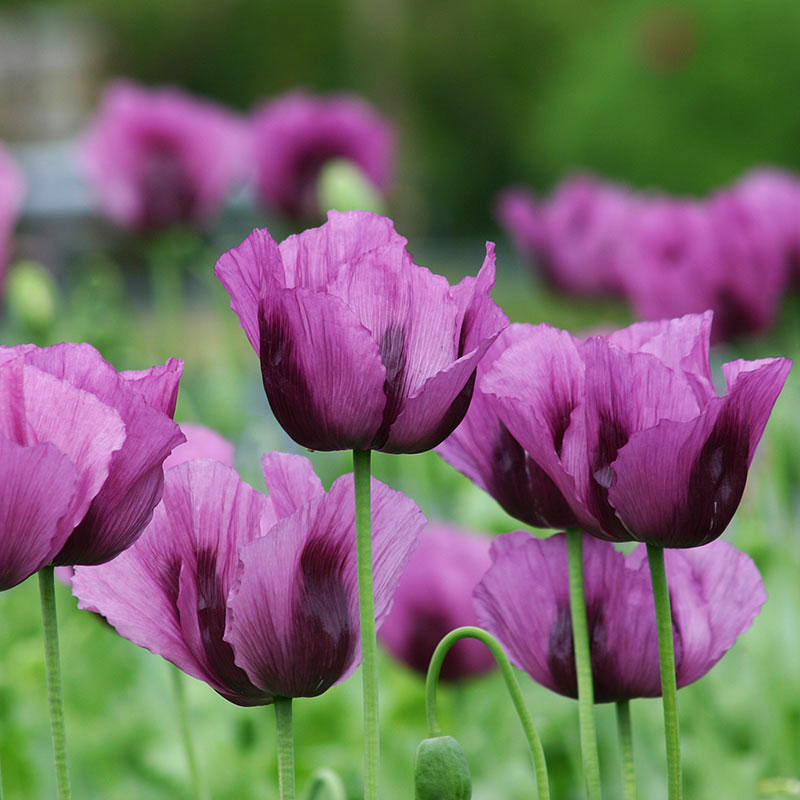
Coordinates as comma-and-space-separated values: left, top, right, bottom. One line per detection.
480, 324, 594, 529
251, 91, 394, 219
226, 472, 425, 698
215, 227, 283, 352
164, 423, 235, 470
260, 451, 325, 518
607, 357, 792, 547
259, 287, 387, 450
0, 440, 78, 590
665, 541, 765, 686
437, 325, 577, 528
606, 312, 715, 404
73, 460, 275, 705
378, 524, 495, 681
17, 344, 185, 566
476, 532, 763, 703
120, 359, 183, 418
576, 337, 707, 541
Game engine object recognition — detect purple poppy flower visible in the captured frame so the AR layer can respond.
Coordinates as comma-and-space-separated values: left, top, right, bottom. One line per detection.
0, 142, 25, 279
618, 195, 786, 342
216, 210, 508, 453
482, 313, 791, 547
0, 343, 184, 589
72, 453, 425, 706
732, 168, 800, 286
475, 531, 765, 702
164, 422, 235, 470
80, 80, 245, 231
251, 91, 394, 219
437, 325, 578, 530
494, 188, 546, 265
538, 174, 637, 295
378, 524, 496, 681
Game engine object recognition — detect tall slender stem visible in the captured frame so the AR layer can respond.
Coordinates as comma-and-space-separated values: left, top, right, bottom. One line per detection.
306, 768, 347, 800
38, 566, 71, 800
616, 700, 636, 800
353, 449, 379, 800
647, 544, 682, 800
425, 626, 550, 800
566, 529, 602, 800
169, 665, 206, 800
274, 698, 296, 800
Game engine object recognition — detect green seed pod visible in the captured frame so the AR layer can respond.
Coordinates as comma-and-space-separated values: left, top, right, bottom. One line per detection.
316, 158, 385, 215
414, 735, 472, 800
5, 260, 58, 333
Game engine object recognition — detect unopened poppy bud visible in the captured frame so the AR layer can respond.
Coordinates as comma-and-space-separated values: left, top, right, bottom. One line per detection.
414, 736, 472, 800
317, 158, 385, 216
5, 261, 57, 333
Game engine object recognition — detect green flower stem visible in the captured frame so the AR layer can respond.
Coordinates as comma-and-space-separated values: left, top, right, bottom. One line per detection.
306, 768, 347, 800
274, 697, 296, 800
647, 544, 681, 800
616, 701, 636, 800
566, 529, 602, 800
353, 449, 379, 800
425, 626, 550, 800
169, 665, 206, 800
38, 566, 71, 800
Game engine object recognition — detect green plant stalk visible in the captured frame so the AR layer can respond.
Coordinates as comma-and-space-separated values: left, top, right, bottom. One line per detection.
425, 626, 550, 800
38, 566, 71, 800
566, 529, 602, 800
169, 665, 206, 800
275, 698, 296, 800
306, 768, 347, 800
647, 544, 682, 800
616, 700, 636, 800
353, 449, 379, 800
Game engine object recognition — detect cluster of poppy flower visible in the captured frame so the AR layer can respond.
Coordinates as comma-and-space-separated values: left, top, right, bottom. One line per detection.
497, 169, 800, 343
0, 210, 791, 793
79, 81, 394, 230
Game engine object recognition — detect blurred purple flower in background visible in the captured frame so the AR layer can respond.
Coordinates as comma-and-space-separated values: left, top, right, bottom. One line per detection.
0, 343, 184, 589
164, 422, 235, 470
497, 174, 637, 295
378, 524, 496, 682
216, 210, 507, 453
437, 325, 577, 530
482, 313, 791, 546
0, 142, 25, 279
474, 531, 765, 702
251, 91, 394, 220
80, 81, 246, 232
72, 453, 425, 706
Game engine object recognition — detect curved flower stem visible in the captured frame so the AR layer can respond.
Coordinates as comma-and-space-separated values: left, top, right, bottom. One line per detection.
353, 449, 379, 800
306, 768, 347, 800
616, 701, 636, 800
425, 626, 550, 799
38, 566, 71, 800
566, 529, 602, 800
274, 697, 296, 800
647, 544, 681, 800
169, 665, 206, 800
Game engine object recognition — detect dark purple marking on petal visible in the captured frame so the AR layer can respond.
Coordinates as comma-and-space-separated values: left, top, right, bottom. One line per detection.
586, 412, 632, 540
194, 547, 264, 702
711, 287, 760, 343
546, 596, 678, 703
370, 324, 408, 450
684, 408, 749, 546
272, 535, 355, 698
393, 369, 477, 455
138, 141, 198, 230
258, 307, 321, 445
488, 422, 576, 528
